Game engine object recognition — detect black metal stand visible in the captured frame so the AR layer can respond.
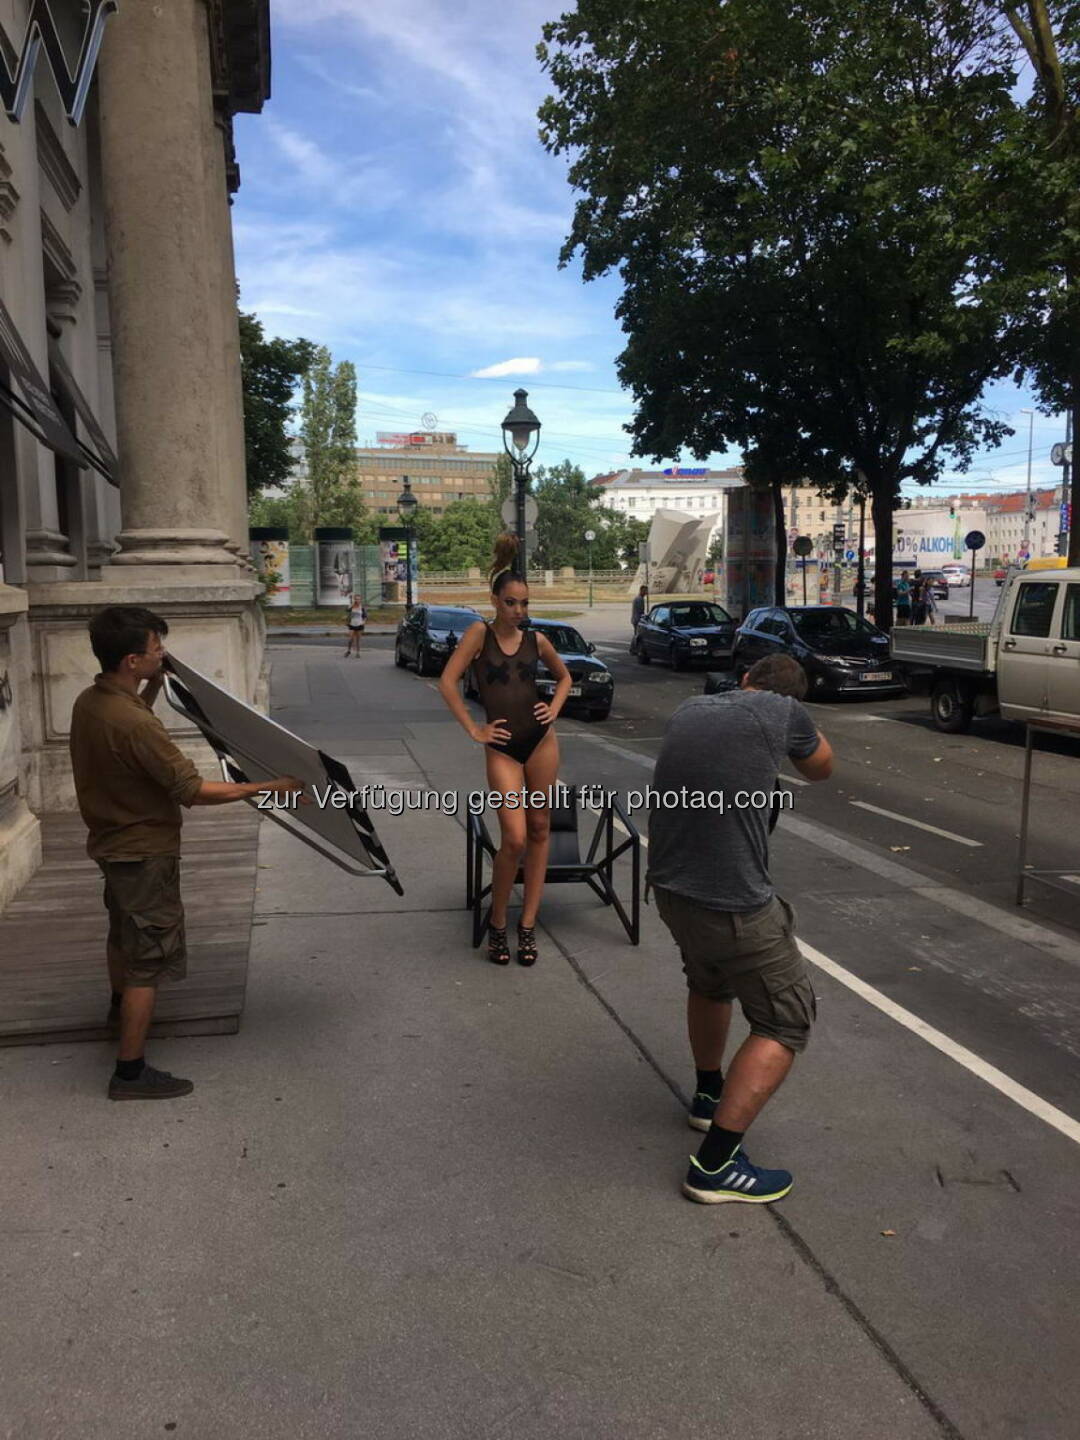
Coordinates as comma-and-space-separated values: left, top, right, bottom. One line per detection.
1016, 719, 1080, 907
466, 786, 641, 946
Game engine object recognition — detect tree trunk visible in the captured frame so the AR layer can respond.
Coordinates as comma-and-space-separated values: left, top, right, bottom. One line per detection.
772, 478, 787, 605
871, 482, 894, 630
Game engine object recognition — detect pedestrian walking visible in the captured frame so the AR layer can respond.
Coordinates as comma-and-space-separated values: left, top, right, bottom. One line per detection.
345, 593, 366, 657
911, 571, 927, 626
924, 581, 938, 626
648, 653, 833, 1203
437, 536, 572, 967
69, 607, 302, 1101
895, 570, 912, 625
630, 584, 648, 654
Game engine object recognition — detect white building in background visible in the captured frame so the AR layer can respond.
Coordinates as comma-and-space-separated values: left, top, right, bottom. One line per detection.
591, 467, 744, 538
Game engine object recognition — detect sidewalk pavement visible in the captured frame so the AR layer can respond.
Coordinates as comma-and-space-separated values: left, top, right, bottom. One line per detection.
0, 644, 1074, 1438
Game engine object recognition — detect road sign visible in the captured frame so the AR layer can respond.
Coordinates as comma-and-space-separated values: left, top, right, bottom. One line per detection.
964, 530, 986, 551
845, 549, 855, 562
1051, 442, 1073, 466
584, 529, 596, 542
500, 495, 538, 529
1061, 503, 1071, 532
792, 536, 813, 557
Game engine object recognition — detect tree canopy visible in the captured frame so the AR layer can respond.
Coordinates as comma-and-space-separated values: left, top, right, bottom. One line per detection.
238, 312, 315, 497
539, 0, 1039, 621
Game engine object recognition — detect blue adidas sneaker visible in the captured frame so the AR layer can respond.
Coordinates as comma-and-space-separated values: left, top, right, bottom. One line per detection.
688, 1088, 722, 1132
682, 1148, 793, 1205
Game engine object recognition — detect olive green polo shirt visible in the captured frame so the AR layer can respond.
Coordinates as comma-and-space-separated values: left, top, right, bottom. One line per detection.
69, 674, 203, 860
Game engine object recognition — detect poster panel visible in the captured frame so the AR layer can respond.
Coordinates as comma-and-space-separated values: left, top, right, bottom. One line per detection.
253, 538, 291, 607
317, 539, 353, 606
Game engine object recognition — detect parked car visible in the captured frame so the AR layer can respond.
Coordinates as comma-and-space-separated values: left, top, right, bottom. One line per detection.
733, 605, 902, 699
941, 563, 971, 588
635, 600, 736, 669
464, 618, 615, 721
394, 604, 480, 676
918, 569, 950, 600
993, 567, 1007, 586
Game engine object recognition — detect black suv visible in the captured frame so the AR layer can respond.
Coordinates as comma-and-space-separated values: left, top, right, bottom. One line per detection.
394, 605, 480, 676
634, 600, 736, 669
733, 605, 902, 699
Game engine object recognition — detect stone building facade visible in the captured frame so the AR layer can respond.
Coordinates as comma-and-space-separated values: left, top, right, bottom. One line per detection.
0, 0, 271, 912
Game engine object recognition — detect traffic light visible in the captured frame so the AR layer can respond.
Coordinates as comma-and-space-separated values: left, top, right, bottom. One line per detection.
1057, 532, 1068, 556
949, 504, 955, 519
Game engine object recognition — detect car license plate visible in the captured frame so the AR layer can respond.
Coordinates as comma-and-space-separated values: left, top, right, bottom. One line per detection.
861, 670, 891, 682
568, 686, 582, 696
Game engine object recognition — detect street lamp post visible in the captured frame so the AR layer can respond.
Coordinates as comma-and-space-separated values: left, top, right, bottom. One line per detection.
397, 476, 418, 611
585, 529, 596, 607
500, 388, 541, 576
1021, 408, 1035, 559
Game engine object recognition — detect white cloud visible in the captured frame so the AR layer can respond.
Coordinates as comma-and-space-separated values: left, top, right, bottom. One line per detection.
470, 357, 542, 379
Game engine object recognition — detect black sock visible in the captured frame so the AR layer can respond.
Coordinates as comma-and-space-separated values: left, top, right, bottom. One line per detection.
110, 990, 123, 1009
115, 1057, 145, 1081
694, 1067, 724, 1098
697, 1124, 744, 1171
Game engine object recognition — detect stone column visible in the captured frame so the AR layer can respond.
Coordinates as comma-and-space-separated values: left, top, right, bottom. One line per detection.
95, 0, 244, 580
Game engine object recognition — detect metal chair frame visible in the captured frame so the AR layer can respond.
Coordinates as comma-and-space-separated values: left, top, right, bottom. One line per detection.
466, 788, 641, 947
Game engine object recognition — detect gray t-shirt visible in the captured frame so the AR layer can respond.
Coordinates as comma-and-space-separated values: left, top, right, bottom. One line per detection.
647, 690, 820, 911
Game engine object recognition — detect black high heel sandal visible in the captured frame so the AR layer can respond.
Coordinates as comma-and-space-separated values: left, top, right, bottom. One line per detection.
487, 924, 510, 966
516, 925, 538, 968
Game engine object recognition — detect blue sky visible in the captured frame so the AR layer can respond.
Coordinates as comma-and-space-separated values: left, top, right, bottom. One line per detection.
231, 0, 1068, 499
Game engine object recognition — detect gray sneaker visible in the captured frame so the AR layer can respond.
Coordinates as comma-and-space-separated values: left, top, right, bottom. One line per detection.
108, 1064, 194, 1101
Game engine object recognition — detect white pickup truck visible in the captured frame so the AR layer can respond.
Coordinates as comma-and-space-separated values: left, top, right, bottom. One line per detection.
889, 567, 1080, 732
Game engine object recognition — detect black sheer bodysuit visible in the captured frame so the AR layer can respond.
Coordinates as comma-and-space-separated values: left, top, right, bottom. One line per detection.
475, 623, 549, 765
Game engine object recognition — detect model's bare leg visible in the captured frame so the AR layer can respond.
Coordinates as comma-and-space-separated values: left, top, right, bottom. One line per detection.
520, 730, 559, 928
484, 750, 527, 929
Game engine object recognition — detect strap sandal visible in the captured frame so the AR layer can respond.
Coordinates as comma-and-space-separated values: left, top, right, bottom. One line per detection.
516, 925, 538, 968
487, 925, 510, 966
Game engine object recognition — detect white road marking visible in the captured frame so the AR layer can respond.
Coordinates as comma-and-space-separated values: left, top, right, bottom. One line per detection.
799, 939, 1080, 1148
612, 815, 648, 848
848, 800, 983, 848
779, 772, 809, 787
782, 814, 1080, 970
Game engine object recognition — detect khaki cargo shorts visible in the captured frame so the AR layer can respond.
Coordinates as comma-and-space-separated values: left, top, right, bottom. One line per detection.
97, 856, 187, 986
653, 887, 816, 1053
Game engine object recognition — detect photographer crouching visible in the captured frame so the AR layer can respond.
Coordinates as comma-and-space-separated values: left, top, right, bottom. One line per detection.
648, 654, 833, 1203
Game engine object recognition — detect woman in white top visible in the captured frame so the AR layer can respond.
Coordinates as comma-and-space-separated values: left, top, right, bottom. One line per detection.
344, 594, 366, 657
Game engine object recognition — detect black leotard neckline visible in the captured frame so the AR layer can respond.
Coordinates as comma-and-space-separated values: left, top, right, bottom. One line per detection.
487, 622, 527, 659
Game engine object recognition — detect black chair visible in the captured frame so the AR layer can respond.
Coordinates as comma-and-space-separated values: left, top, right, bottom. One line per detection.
466, 786, 641, 947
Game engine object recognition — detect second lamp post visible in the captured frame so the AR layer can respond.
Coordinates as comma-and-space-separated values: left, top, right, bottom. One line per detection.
397, 476, 418, 611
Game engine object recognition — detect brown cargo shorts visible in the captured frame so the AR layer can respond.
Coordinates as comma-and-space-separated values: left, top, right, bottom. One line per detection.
97, 856, 187, 986
653, 887, 816, 1053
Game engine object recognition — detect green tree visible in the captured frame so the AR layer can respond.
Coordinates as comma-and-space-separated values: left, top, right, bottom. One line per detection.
1004, 2, 1080, 563
300, 347, 367, 531
530, 460, 614, 568
238, 312, 315, 496
418, 499, 499, 571
248, 486, 313, 542
539, 0, 1027, 624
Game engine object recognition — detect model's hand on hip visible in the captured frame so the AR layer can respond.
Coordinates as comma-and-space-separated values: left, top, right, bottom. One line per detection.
472, 719, 511, 745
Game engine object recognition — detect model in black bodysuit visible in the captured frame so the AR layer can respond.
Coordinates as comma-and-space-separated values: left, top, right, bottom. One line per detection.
436, 540, 573, 968
474, 623, 549, 765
